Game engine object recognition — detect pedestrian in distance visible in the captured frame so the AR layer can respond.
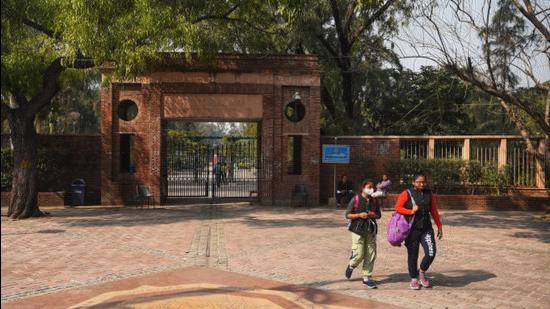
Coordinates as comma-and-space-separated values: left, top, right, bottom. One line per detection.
336, 175, 354, 208
221, 161, 228, 184
394, 172, 443, 290
344, 180, 381, 289
371, 174, 392, 207
214, 162, 223, 188
373, 174, 392, 197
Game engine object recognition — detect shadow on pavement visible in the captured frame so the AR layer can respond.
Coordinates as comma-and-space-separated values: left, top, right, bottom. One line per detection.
13, 204, 342, 229
375, 269, 496, 288
443, 211, 550, 243
238, 215, 342, 229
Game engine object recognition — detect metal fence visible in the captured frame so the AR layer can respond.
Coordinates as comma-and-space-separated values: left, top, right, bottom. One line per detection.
398, 136, 546, 188
400, 140, 428, 160
435, 140, 463, 159
470, 140, 499, 165
165, 136, 259, 198
508, 140, 537, 187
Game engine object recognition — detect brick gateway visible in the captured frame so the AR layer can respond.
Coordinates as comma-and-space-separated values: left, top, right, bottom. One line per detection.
100, 55, 321, 205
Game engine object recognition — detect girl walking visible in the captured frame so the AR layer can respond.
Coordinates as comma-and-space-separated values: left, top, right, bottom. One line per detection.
394, 172, 443, 289
344, 180, 381, 288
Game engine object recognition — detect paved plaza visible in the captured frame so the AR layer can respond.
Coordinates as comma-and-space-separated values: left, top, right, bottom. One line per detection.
1, 203, 549, 308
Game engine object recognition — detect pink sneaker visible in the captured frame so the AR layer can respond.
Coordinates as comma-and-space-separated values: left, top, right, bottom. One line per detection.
419, 272, 430, 287
410, 278, 420, 290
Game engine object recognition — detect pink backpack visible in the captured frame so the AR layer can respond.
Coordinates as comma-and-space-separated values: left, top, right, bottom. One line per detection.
386, 190, 416, 247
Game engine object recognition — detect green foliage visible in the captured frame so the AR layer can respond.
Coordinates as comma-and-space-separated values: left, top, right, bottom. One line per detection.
362, 67, 477, 135
1, 146, 70, 191
384, 159, 428, 186
480, 163, 511, 195
292, 0, 413, 134
322, 64, 520, 136
428, 159, 463, 192
2, 0, 299, 100
384, 158, 512, 195
1, 148, 13, 191
462, 160, 483, 184
34, 70, 101, 134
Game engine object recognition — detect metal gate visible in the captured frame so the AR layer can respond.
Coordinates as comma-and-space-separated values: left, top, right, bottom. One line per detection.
166, 136, 258, 198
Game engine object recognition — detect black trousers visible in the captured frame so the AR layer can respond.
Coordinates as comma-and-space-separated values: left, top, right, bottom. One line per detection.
405, 225, 436, 278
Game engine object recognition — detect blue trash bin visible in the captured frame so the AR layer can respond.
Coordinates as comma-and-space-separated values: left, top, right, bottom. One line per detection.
70, 179, 86, 206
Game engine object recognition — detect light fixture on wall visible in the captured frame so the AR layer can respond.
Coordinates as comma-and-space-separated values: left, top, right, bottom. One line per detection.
285, 91, 306, 122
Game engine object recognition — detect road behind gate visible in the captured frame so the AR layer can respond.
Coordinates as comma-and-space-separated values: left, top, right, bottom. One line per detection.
1, 204, 549, 308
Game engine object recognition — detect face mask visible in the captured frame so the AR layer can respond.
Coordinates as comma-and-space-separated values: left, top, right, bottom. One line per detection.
363, 188, 374, 195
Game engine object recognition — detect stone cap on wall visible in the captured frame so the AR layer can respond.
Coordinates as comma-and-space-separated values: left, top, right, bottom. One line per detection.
322, 135, 542, 140
101, 53, 320, 77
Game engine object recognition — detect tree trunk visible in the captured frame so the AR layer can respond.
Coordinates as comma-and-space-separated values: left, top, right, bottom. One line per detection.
7, 111, 44, 219
340, 59, 355, 134
342, 69, 354, 119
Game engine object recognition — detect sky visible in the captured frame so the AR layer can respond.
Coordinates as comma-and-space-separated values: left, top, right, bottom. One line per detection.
392, 0, 549, 87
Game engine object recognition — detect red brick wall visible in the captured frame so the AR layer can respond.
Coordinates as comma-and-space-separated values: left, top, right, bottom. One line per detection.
318, 136, 549, 210
1, 134, 101, 205
382, 193, 549, 211
2, 192, 65, 207
320, 137, 400, 203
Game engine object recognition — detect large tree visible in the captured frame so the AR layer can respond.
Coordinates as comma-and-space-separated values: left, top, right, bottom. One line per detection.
362, 66, 478, 135
401, 0, 549, 184
1, 0, 295, 219
291, 0, 412, 133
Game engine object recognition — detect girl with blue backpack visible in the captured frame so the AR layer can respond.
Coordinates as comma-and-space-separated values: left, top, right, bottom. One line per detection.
344, 180, 381, 289
394, 172, 443, 290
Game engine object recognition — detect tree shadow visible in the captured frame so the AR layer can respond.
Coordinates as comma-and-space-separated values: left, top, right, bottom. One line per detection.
23, 203, 344, 229
238, 215, 342, 229
443, 211, 550, 243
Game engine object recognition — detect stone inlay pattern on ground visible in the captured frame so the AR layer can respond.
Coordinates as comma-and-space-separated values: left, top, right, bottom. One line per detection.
2, 204, 549, 308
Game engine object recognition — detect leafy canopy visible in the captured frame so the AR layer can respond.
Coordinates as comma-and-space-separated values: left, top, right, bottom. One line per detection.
1, 0, 299, 100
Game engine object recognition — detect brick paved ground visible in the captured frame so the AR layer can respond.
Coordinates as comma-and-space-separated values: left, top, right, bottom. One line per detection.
2, 204, 549, 308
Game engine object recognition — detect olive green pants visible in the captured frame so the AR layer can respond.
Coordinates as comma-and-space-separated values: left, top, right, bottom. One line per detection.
349, 231, 377, 277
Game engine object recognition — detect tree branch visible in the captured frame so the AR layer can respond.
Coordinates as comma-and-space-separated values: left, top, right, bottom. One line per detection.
449, 64, 550, 135
27, 58, 65, 117
21, 17, 57, 39
316, 34, 345, 68
499, 100, 539, 155
2, 5, 59, 40
343, 1, 358, 34
192, 2, 242, 23
349, 0, 397, 47
513, 0, 550, 42
329, 0, 351, 54
321, 85, 337, 120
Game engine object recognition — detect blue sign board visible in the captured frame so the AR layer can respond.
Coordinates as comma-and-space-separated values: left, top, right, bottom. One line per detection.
322, 144, 350, 164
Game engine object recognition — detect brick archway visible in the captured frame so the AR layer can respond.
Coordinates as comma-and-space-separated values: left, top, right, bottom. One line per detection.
100, 55, 321, 205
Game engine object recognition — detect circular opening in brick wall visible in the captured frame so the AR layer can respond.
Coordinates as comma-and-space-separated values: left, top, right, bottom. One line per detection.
118, 100, 138, 121
284, 100, 305, 122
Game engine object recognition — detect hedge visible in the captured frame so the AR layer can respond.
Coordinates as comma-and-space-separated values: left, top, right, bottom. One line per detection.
1, 147, 70, 192
384, 159, 511, 195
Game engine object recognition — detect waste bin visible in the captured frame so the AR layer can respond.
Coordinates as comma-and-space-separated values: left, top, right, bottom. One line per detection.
70, 179, 86, 206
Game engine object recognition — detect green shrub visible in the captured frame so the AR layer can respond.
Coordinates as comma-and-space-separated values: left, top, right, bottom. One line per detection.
428, 159, 463, 192
480, 163, 511, 195
1, 148, 13, 191
0, 146, 69, 192
462, 160, 483, 184
384, 158, 512, 195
